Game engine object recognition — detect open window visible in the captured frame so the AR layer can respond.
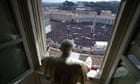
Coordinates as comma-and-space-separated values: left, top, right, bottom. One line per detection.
41, 0, 121, 79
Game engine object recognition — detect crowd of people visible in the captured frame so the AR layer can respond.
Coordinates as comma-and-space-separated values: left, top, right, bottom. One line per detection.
46, 20, 113, 48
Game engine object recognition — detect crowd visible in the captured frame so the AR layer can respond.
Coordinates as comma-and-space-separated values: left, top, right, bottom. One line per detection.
46, 20, 112, 48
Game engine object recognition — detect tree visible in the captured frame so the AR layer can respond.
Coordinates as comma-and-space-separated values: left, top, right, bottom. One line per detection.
61, 1, 75, 10
84, 1, 120, 14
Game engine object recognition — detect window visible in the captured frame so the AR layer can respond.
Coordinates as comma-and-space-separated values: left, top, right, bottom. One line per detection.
41, 0, 121, 79
0, 1, 33, 83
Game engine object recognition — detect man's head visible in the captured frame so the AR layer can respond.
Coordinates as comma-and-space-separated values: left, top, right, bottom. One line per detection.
59, 39, 73, 56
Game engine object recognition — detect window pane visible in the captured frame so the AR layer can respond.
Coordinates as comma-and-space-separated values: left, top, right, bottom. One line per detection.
0, 44, 30, 84
111, 61, 138, 84
0, 1, 20, 44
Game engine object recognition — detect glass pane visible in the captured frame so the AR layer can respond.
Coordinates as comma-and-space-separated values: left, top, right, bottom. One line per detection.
0, 44, 30, 84
0, 1, 20, 44
111, 61, 138, 84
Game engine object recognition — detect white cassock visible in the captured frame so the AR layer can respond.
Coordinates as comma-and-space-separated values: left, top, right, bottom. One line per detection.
85, 57, 92, 69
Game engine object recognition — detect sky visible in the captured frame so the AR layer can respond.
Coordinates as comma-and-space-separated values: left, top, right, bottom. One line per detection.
42, 0, 120, 3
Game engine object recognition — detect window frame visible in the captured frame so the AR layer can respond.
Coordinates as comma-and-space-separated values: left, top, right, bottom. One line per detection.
27, 0, 47, 65
36, 0, 125, 82
39, 0, 124, 82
